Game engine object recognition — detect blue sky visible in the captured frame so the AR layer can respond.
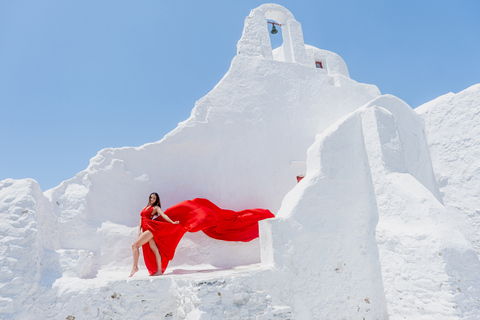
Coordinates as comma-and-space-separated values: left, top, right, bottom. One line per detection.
1, 0, 479, 191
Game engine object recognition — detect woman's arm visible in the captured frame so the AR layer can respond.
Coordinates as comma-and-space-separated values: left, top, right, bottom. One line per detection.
153, 206, 179, 224
138, 219, 142, 236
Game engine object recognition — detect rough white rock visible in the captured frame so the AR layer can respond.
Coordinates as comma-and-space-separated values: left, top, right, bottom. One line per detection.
416, 84, 480, 255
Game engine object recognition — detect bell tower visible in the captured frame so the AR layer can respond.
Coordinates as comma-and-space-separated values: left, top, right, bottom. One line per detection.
236, 4, 310, 66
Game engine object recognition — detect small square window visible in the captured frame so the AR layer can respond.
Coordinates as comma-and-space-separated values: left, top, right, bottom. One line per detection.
315, 61, 323, 69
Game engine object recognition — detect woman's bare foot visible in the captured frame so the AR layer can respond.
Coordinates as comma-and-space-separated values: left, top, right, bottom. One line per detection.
150, 271, 163, 276
129, 267, 139, 277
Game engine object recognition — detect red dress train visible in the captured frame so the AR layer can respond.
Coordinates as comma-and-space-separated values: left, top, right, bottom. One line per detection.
140, 198, 274, 275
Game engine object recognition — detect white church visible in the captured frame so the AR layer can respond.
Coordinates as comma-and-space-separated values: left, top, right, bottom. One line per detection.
1, 3, 480, 319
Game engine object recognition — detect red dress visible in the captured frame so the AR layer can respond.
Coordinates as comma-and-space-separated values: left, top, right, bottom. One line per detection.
140, 198, 274, 275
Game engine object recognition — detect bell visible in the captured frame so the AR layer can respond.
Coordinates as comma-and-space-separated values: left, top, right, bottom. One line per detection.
271, 24, 278, 34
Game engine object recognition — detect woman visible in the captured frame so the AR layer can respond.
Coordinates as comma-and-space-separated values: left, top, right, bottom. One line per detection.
129, 193, 275, 277
129, 192, 180, 277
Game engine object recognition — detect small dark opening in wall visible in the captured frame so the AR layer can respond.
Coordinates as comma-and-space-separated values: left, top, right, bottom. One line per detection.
315, 61, 323, 69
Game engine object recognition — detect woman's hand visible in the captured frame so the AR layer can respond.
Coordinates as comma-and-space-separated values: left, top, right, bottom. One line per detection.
172, 221, 180, 224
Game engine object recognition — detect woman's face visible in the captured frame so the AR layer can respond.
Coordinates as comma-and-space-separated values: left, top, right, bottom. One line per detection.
149, 194, 156, 205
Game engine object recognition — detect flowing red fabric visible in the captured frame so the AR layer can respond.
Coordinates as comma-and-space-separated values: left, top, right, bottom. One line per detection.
140, 198, 274, 275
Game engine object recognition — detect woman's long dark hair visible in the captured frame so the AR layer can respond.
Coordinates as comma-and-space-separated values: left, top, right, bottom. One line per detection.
148, 192, 161, 208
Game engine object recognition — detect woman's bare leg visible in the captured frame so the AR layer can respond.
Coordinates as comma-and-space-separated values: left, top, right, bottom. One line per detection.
129, 230, 154, 277
148, 239, 163, 276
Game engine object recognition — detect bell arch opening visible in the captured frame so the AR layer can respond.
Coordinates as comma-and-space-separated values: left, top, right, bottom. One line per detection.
267, 19, 283, 51
264, 9, 293, 63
